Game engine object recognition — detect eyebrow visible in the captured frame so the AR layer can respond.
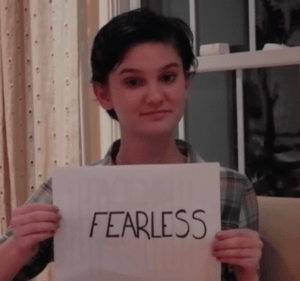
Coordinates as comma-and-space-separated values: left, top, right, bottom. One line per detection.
118, 63, 180, 75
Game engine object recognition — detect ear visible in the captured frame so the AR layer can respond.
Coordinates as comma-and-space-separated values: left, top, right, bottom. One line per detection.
185, 78, 189, 90
184, 76, 190, 100
184, 72, 191, 90
93, 83, 114, 110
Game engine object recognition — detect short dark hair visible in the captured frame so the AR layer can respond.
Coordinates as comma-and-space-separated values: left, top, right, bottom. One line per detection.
91, 8, 198, 121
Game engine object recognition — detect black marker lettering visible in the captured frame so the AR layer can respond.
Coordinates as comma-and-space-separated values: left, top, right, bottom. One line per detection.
90, 212, 107, 238
122, 212, 137, 238
136, 211, 150, 240
151, 211, 161, 238
192, 210, 207, 239
106, 211, 125, 238
175, 209, 189, 238
162, 211, 173, 237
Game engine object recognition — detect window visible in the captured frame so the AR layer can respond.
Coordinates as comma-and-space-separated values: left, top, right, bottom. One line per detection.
102, 0, 300, 197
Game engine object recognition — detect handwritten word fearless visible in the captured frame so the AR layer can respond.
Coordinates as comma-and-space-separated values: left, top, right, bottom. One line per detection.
89, 209, 207, 240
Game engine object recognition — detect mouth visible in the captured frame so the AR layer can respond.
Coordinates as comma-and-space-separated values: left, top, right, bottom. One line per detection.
140, 110, 172, 116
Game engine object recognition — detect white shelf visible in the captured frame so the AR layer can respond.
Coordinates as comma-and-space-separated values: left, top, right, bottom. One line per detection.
196, 47, 300, 73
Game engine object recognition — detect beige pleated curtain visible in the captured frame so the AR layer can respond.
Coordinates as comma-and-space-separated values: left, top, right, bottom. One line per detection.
0, 0, 101, 280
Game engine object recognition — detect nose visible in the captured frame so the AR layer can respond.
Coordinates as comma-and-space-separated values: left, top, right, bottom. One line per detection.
145, 81, 163, 106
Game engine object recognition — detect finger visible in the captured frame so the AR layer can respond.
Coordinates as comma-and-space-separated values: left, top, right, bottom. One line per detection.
214, 248, 261, 259
11, 211, 61, 227
213, 237, 262, 250
215, 229, 260, 240
215, 257, 259, 269
15, 222, 60, 237
12, 204, 59, 216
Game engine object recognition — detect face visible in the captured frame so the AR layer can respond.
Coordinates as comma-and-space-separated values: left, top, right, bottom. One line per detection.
97, 42, 188, 138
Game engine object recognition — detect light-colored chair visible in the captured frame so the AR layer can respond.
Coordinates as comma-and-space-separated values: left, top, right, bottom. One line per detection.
257, 196, 300, 281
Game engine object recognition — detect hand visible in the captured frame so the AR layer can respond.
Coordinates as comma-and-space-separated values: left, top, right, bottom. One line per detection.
10, 204, 61, 257
212, 229, 263, 277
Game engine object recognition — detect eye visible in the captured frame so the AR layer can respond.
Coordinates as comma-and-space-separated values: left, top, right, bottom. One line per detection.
124, 78, 143, 88
160, 73, 177, 83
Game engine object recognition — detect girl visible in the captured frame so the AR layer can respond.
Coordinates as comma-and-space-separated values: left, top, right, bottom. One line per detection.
0, 9, 262, 281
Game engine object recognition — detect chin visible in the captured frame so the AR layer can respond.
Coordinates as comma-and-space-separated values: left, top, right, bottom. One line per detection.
137, 124, 177, 138
125, 115, 182, 138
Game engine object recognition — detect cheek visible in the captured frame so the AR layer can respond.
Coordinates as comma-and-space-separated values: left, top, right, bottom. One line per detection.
111, 90, 142, 118
170, 84, 187, 106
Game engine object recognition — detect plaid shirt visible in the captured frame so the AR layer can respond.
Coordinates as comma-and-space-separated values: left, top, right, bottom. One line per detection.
0, 139, 258, 281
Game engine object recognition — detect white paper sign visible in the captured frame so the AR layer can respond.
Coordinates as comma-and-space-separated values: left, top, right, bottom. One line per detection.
53, 163, 221, 281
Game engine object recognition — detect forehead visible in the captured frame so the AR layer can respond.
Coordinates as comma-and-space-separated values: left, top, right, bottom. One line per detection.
114, 43, 183, 73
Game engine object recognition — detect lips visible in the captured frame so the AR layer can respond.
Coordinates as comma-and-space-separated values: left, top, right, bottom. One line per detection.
140, 110, 171, 116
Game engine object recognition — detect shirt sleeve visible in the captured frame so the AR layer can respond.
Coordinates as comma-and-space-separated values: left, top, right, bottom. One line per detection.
238, 178, 260, 281
221, 172, 259, 281
0, 178, 54, 281
239, 177, 259, 231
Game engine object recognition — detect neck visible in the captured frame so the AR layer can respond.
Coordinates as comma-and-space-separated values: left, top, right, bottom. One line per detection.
116, 133, 185, 165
